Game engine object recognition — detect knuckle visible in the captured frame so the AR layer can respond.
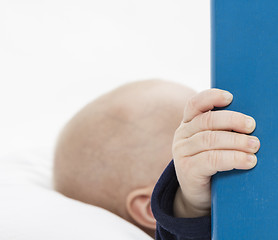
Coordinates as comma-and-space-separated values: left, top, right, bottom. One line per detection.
172, 139, 190, 159
173, 123, 188, 143
231, 150, 236, 162
207, 150, 220, 171
189, 95, 198, 109
172, 141, 181, 158
229, 112, 236, 126
179, 123, 188, 137
173, 124, 182, 140
202, 131, 217, 149
231, 133, 238, 146
201, 111, 213, 129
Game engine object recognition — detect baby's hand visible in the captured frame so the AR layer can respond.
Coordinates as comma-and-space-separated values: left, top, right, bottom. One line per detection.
173, 88, 260, 218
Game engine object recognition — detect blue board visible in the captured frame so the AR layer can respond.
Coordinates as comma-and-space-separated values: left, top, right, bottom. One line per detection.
211, 0, 278, 239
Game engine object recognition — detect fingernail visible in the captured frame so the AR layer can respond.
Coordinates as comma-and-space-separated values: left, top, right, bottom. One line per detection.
246, 117, 255, 131
223, 91, 233, 102
248, 137, 260, 149
247, 154, 257, 166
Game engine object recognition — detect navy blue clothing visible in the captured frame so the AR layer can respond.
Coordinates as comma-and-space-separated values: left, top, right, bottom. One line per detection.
151, 160, 211, 240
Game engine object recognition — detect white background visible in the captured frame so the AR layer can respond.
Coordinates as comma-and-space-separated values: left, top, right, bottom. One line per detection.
0, 0, 210, 155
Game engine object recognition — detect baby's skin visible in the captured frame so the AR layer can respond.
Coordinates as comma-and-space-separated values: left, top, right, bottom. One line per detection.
172, 88, 260, 218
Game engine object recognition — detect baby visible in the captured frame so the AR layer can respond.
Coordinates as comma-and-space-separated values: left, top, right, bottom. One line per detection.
53, 79, 196, 238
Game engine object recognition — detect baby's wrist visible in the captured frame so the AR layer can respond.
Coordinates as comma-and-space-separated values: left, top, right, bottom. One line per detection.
173, 187, 210, 218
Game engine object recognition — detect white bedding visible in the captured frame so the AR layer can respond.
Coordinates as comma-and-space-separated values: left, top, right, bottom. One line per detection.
0, 1, 210, 239
0, 148, 152, 240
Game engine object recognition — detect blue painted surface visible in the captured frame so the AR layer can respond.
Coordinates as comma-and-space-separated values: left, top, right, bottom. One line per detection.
211, 0, 278, 239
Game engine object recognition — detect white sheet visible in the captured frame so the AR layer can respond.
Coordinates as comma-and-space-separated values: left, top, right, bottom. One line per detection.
0, 149, 152, 240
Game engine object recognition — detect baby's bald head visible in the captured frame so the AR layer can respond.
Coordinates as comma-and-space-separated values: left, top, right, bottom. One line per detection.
53, 80, 196, 235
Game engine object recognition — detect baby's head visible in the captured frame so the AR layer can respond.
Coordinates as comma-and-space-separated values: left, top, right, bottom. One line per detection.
53, 80, 196, 237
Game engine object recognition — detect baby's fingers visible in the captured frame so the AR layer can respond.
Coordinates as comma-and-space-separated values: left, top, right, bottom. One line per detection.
182, 150, 257, 178
176, 110, 256, 139
182, 88, 233, 123
173, 131, 260, 157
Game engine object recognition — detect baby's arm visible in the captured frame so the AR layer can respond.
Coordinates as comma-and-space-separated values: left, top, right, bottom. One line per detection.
173, 88, 260, 218
151, 88, 260, 240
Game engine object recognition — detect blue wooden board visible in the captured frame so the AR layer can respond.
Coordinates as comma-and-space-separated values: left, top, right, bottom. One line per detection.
211, 0, 278, 239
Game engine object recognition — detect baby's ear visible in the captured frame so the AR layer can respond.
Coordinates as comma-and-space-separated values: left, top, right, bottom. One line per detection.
126, 186, 156, 230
